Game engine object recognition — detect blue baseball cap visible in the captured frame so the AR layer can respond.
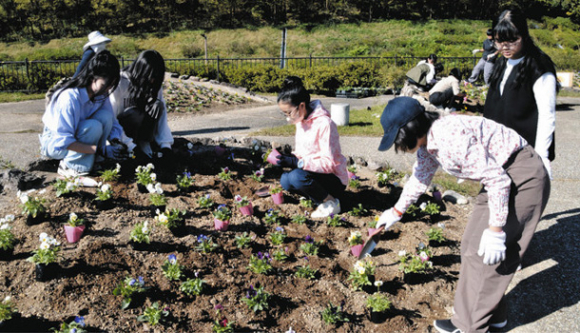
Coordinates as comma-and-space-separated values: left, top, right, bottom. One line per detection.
378, 97, 425, 151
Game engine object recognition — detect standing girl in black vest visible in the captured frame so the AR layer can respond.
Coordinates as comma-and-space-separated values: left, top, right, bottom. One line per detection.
484, 8, 557, 179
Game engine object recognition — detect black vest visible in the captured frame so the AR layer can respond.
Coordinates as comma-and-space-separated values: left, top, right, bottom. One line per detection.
484, 60, 555, 161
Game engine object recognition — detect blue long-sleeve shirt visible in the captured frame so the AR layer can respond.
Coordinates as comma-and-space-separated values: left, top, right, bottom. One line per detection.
42, 87, 124, 152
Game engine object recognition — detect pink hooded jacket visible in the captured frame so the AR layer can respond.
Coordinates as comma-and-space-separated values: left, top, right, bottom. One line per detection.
293, 100, 349, 185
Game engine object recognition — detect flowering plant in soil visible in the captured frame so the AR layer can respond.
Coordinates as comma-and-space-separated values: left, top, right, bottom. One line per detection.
130, 221, 151, 244
51, 316, 86, 333
269, 226, 286, 246
135, 163, 155, 186
176, 171, 195, 191
180, 271, 205, 297
348, 203, 368, 217
53, 177, 79, 197
347, 165, 357, 174
147, 183, 167, 207
241, 285, 270, 313
405, 204, 420, 217
300, 235, 321, 256
212, 305, 234, 333
348, 176, 361, 188
321, 301, 349, 325
235, 232, 252, 249
262, 148, 272, 163
154, 208, 185, 229
347, 259, 376, 291
113, 276, 146, 310
27, 233, 61, 264
295, 257, 317, 280
95, 183, 113, 201
299, 197, 313, 208
420, 201, 441, 215
291, 214, 307, 224
398, 244, 434, 274
213, 205, 232, 221
67, 212, 84, 227
197, 194, 214, 209
348, 231, 363, 246
196, 234, 218, 253
218, 167, 232, 181
0, 296, 17, 322
99, 163, 121, 182
249, 168, 264, 182
233, 195, 250, 207
376, 168, 396, 186
247, 252, 273, 274
426, 223, 446, 243
327, 214, 347, 227
272, 247, 288, 262
269, 185, 282, 194
366, 287, 392, 313
0, 215, 16, 251
162, 254, 184, 281
264, 209, 282, 225
137, 302, 169, 326
369, 215, 379, 228
19, 192, 46, 218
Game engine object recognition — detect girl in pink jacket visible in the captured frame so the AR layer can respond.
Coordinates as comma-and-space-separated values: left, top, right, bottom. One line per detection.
275, 76, 349, 218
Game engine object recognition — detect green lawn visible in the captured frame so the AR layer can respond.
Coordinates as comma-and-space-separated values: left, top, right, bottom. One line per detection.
0, 92, 45, 103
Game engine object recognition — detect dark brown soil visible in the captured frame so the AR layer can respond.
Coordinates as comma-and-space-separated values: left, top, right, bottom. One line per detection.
0, 138, 469, 332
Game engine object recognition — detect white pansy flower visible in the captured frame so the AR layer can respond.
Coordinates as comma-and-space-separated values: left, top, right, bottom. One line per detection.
142, 221, 149, 233
151, 173, 157, 181
398, 250, 407, 257
40, 242, 50, 250
437, 222, 445, 229
374, 280, 383, 287
38, 189, 46, 195
0, 218, 4, 224
154, 183, 163, 194
146, 184, 155, 193
0, 224, 10, 230
187, 142, 194, 149
419, 251, 429, 261
39, 232, 48, 242
73, 178, 81, 186
65, 182, 75, 191
156, 213, 168, 224
420, 202, 427, 210
156, 209, 161, 215
146, 163, 155, 170
5, 215, 14, 222
135, 166, 142, 173
354, 260, 365, 274
69, 213, 78, 222
97, 182, 103, 187
101, 184, 111, 193
19, 194, 29, 204
3, 296, 11, 302
49, 237, 58, 246
115, 163, 121, 172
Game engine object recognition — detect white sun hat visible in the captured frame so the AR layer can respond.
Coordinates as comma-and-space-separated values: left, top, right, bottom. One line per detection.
83, 31, 112, 51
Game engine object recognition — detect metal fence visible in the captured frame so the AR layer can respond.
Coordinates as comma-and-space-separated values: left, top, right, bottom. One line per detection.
0, 56, 479, 93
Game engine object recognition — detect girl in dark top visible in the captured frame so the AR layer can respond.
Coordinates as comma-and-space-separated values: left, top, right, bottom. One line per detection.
484, 8, 557, 178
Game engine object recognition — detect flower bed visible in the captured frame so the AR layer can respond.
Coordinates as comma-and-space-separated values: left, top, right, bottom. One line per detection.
0, 137, 467, 332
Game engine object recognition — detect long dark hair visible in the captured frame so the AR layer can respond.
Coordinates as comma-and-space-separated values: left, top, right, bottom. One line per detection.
394, 111, 440, 153
52, 50, 120, 102
489, 8, 557, 90
277, 76, 313, 116
125, 50, 166, 110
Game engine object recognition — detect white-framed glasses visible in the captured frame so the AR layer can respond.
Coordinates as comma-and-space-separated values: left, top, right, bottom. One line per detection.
495, 38, 522, 49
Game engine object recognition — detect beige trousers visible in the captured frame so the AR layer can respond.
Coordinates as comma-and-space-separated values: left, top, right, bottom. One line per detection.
451, 145, 551, 332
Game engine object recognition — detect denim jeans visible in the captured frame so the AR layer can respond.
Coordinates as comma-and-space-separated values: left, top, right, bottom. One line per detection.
39, 108, 113, 173
280, 169, 346, 203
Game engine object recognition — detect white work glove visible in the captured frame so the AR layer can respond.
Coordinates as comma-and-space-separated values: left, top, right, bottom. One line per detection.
376, 208, 401, 231
472, 49, 480, 55
477, 229, 506, 265
487, 54, 495, 60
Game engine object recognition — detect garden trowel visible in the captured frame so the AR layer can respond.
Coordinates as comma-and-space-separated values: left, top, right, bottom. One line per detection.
358, 226, 385, 259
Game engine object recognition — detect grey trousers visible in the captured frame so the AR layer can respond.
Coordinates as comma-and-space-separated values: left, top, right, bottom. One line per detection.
468, 58, 495, 85
451, 145, 550, 332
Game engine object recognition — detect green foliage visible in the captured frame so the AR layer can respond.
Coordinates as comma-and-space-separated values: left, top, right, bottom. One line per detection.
398, 244, 434, 274
27, 233, 60, 265
0, 229, 15, 251
149, 193, 167, 207
67, 213, 84, 227
196, 235, 218, 253
176, 172, 195, 191
161, 255, 184, 281
53, 178, 78, 197
321, 301, 349, 325
295, 265, 318, 280
327, 214, 347, 227
376, 168, 396, 186
197, 194, 214, 209
426, 226, 446, 243
421, 202, 441, 215
154, 208, 185, 229
348, 203, 368, 217
99, 164, 121, 182
180, 277, 205, 296
95, 184, 113, 202
217, 167, 232, 181
113, 276, 147, 310
247, 253, 273, 275
137, 302, 169, 326
291, 214, 308, 225
366, 293, 392, 312
299, 198, 313, 208
51, 316, 87, 333
135, 164, 155, 186
130, 222, 151, 244
264, 209, 282, 225
405, 204, 420, 217
0, 296, 17, 322
347, 260, 376, 291
241, 285, 270, 313
269, 227, 286, 246
272, 248, 288, 262
235, 232, 252, 249
300, 236, 321, 256
348, 178, 361, 189
212, 205, 232, 221
19, 194, 46, 218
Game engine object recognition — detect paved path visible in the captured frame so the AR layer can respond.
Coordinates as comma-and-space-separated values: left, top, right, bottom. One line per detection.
0, 94, 579, 332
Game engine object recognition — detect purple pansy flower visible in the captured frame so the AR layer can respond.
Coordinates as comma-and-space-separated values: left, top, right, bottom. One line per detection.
168, 254, 177, 264
74, 316, 85, 327
138, 276, 144, 285
305, 235, 314, 243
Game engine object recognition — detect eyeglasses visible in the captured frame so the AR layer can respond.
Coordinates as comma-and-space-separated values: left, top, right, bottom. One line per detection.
280, 106, 299, 118
495, 38, 522, 49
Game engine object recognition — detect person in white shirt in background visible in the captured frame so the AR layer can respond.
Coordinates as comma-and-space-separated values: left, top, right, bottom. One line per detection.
109, 50, 174, 165
428, 68, 465, 111
484, 8, 557, 180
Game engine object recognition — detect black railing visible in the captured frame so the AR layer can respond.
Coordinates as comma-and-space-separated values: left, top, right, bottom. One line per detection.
0, 55, 480, 93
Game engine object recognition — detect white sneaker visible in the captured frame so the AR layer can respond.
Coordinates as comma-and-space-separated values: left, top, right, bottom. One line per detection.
311, 199, 340, 218
57, 161, 88, 178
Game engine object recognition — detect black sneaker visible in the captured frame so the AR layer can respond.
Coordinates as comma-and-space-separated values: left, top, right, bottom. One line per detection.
434, 319, 462, 333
